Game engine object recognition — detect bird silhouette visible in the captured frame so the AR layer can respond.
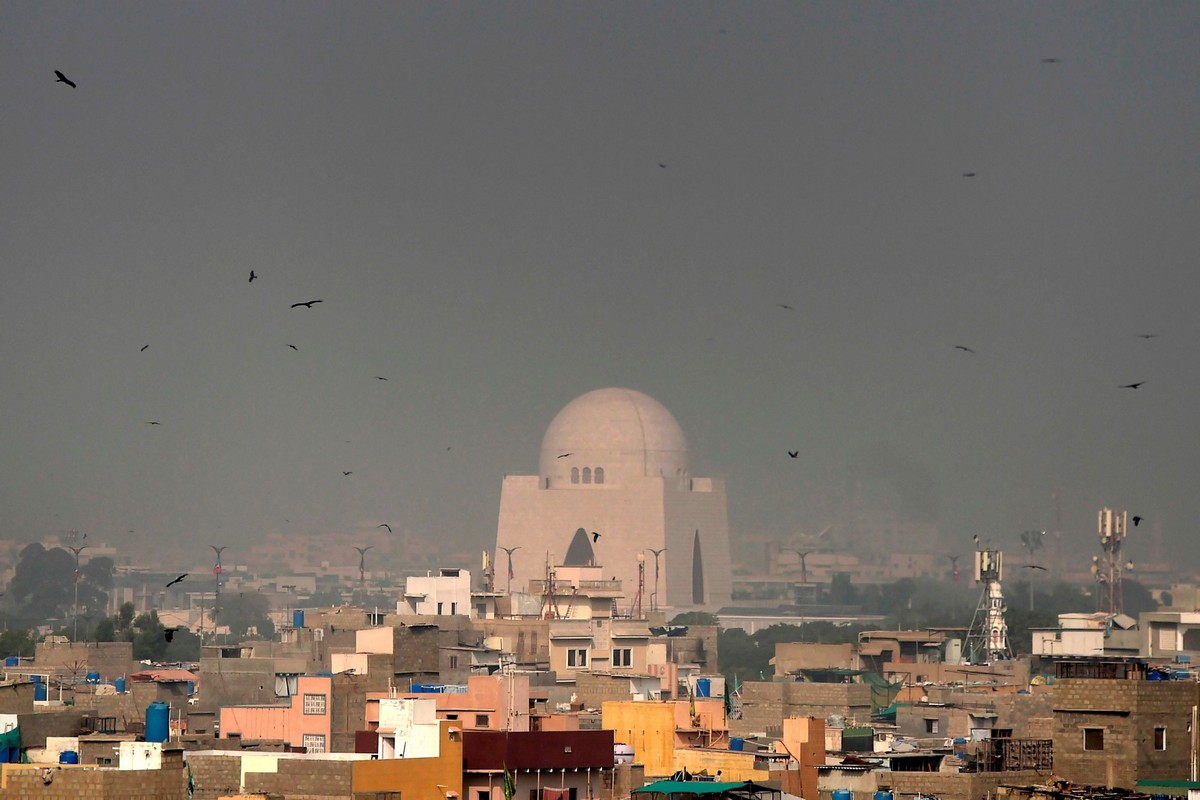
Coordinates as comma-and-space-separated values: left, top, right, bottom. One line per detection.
1023, 564, 1049, 571
249, 270, 257, 283
165, 574, 187, 588
591, 531, 601, 543
342, 471, 353, 476
1132, 515, 1143, 527
962, 172, 977, 178
146, 421, 161, 426
777, 303, 794, 311
287, 344, 298, 351
378, 523, 392, 533
787, 451, 798, 458
954, 345, 976, 353
290, 300, 323, 308
659, 163, 667, 168
1136, 334, 1159, 339
1120, 382, 1145, 389
54, 70, 76, 88
973, 534, 981, 547
557, 453, 573, 459
1041, 58, 1061, 63
164, 627, 182, 643
375, 376, 388, 381
140, 344, 150, 352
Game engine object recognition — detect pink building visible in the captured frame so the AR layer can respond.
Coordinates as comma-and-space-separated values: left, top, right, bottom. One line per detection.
366, 674, 531, 733
219, 675, 333, 753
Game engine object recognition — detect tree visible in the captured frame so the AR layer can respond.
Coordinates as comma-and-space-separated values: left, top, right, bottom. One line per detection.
0, 629, 35, 658
670, 611, 719, 626
6, 544, 111, 631
132, 611, 167, 661
215, 592, 273, 640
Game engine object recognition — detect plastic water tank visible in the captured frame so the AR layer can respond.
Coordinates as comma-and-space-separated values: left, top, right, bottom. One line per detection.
293, 609, 305, 629
34, 682, 47, 701
59, 751, 79, 765
832, 790, 853, 800
114, 677, 127, 693
874, 791, 894, 800
145, 702, 170, 743
85, 671, 101, 684
614, 743, 635, 765
696, 677, 711, 697
3, 656, 17, 667
730, 737, 744, 751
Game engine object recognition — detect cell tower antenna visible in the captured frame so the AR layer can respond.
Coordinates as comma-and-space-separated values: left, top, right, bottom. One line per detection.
964, 543, 1012, 664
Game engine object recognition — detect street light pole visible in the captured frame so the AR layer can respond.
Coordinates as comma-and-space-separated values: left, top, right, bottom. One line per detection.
354, 546, 373, 604
68, 545, 88, 642
646, 548, 666, 611
210, 545, 227, 642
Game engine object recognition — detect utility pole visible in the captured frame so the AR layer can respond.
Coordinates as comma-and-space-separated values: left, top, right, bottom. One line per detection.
646, 548, 666, 611
354, 546, 373, 604
68, 545, 88, 642
501, 546, 521, 595
210, 545, 227, 642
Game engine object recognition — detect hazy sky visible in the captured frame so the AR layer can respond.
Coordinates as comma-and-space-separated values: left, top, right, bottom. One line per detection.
4, 2, 1198, 571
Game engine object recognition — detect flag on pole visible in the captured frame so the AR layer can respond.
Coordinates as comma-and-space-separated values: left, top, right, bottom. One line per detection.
503, 765, 516, 800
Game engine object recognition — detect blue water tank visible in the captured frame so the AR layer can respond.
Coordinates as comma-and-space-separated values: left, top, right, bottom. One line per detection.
696, 678, 711, 697
114, 677, 127, 693
730, 737, 744, 751
85, 671, 101, 684
59, 751, 79, 765
29, 674, 42, 683
874, 791, 894, 800
145, 702, 170, 743
293, 609, 305, 629
34, 682, 47, 701
187, 681, 195, 696
3, 656, 17, 667
832, 790, 853, 800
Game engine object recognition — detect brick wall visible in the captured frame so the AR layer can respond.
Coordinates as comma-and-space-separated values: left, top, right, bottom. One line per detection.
0, 764, 187, 800
17, 708, 85, 748
185, 753, 244, 800
244, 757, 355, 797
883, 769, 1044, 800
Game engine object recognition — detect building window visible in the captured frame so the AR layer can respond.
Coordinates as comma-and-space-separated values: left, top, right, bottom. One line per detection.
1084, 728, 1105, 751
613, 648, 632, 667
582, 467, 592, 484
925, 718, 939, 734
437, 602, 443, 615
302, 733, 326, 753
475, 713, 489, 727
303, 693, 327, 715
594, 467, 604, 484
478, 792, 491, 800
567, 648, 588, 667
1155, 727, 1167, 750
451, 602, 457, 615
571, 467, 579, 484
449, 655, 459, 669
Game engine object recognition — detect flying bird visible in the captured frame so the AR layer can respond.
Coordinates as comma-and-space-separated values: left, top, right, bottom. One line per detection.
342, 471, 353, 476
54, 70, 76, 88
591, 531, 601, 543
140, 344, 150, 352
1041, 58, 1061, 63
973, 534, 981, 547
164, 627, 182, 643
248, 270, 257, 283
777, 303, 794, 311
557, 453, 573, 459
378, 523, 392, 533
290, 300, 323, 309
1119, 382, 1144, 389
962, 172, 977, 178
1136, 334, 1159, 339
287, 344, 298, 351
1023, 564, 1049, 571
659, 163, 667, 168
145, 421, 161, 426
787, 451, 798, 458
954, 345, 976, 353
1132, 515, 1143, 527
375, 376, 388, 381
165, 574, 187, 588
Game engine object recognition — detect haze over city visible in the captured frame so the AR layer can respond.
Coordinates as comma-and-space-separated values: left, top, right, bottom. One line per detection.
3, 2, 1197, 571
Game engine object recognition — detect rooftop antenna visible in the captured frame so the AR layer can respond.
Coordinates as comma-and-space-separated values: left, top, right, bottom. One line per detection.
964, 541, 1011, 664
500, 546, 521, 595
209, 545, 227, 643
1096, 508, 1131, 616
354, 546, 373, 605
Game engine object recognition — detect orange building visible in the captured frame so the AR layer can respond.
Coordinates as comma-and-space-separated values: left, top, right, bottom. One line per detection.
353, 719, 465, 800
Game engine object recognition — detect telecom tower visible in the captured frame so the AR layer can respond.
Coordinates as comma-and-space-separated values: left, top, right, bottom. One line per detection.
965, 547, 1012, 664
1094, 508, 1132, 615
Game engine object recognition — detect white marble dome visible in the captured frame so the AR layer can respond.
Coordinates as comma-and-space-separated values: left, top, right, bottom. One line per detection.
538, 388, 688, 485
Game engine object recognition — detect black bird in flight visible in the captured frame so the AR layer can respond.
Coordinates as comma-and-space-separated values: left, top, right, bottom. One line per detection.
287, 344, 298, 351
291, 300, 323, 309
54, 70, 76, 88
1132, 515, 1143, 527
164, 627, 182, 643
1041, 58, 1061, 64
787, 450, 799, 458
557, 453, 573, 459
146, 421, 161, 425
962, 172, 977, 178
140, 344, 150, 352
591, 531, 601, 543
1023, 564, 1049, 571
342, 471, 353, 476
1120, 382, 1144, 389
249, 270, 257, 283
165, 574, 187, 588
375, 376, 388, 381
378, 523, 392, 533
1136, 334, 1159, 339
777, 303, 794, 311
954, 345, 976, 353
659, 163, 667, 169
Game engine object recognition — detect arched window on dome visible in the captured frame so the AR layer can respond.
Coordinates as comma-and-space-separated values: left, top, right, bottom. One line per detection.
594, 467, 604, 484
582, 467, 592, 484
571, 467, 579, 484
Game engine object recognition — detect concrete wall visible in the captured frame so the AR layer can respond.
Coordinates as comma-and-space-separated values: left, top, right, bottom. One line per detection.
602, 701, 677, 777
733, 681, 872, 737
0, 762, 187, 800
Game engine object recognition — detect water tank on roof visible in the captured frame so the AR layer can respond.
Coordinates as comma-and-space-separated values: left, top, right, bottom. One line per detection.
695, 678, 710, 697
614, 743, 634, 765
293, 609, 305, 629
85, 671, 100, 684
874, 791, 893, 800
3, 657, 17, 667
115, 677, 126, 694
145, 702, 170, 743
730, 737, 744, 751
59, 751, 79, 765
34, 683, 47, 701
832, 790, 853, 800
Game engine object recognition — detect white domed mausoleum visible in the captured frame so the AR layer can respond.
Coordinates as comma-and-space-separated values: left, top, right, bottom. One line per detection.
495, 388, 732, 609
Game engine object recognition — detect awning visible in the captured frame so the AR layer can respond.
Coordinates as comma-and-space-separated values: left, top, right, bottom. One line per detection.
633, 781, 778, 797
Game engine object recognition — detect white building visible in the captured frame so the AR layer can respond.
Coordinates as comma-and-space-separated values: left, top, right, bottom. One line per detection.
400, 568, 473, 617
495, 388, 732, 610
